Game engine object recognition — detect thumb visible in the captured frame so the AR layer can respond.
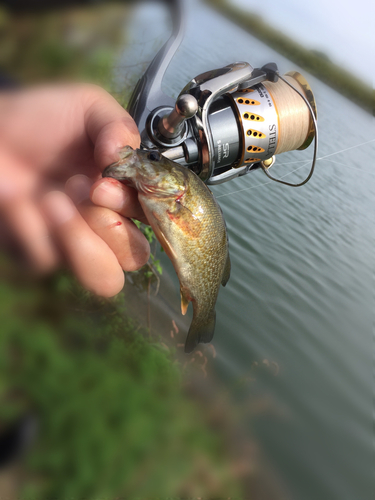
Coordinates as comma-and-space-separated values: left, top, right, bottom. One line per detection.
83, 85, 140, 171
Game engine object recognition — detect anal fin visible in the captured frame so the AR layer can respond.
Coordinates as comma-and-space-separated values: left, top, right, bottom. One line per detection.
180, 288, 190, 316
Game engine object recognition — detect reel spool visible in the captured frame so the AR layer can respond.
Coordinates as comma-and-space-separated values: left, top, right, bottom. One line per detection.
208, 71, 317, 179
232, 73, 315, 160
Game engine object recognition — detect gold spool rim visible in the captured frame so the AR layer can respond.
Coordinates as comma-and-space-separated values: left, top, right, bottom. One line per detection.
285, 71, 317, 150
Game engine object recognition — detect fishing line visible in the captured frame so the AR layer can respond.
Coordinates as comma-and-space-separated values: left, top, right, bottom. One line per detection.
322, 159, 375, 175
216, 161, 311, 199
266, 137, 375, 167
317, 138, 375, 160
215, 138, 375, 199
215, 180, 273, 198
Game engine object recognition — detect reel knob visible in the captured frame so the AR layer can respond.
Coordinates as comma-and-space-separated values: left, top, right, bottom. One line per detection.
158, 94, 198, 139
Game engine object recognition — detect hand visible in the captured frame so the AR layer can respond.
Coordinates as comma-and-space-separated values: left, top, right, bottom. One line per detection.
0, 83, 150, 296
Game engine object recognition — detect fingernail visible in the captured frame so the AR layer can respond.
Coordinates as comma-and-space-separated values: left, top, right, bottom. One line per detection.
65, 175, 92, 205
91, 180, 126, 210
43, 191, 76, 225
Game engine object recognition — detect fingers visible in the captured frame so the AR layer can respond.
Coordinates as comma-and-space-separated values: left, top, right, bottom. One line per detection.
78, 205, 150, 272
2, 199, 59, 272
66, 175, 150, 272
0, 147, 38, 201
83, 85, 140, 171
0, 149, 57, 272
90, 177, 149, 224
42, 191, 125, 297
2, 177, 150, 297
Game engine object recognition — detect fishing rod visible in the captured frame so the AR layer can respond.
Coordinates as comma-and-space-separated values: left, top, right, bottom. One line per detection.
127, 0, 318, 186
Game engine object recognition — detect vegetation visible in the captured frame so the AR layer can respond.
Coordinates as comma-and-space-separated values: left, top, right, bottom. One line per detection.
0, 3, 129, 88
0, 259, 241, 498
206, 0, 373, 113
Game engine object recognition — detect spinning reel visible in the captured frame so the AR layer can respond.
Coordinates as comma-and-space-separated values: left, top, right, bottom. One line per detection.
127, 0, 318, 186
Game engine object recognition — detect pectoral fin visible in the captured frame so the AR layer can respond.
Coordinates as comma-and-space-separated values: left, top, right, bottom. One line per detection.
150, 219, 177, 261
139, 202, 178, 261
167, 203, 202, 239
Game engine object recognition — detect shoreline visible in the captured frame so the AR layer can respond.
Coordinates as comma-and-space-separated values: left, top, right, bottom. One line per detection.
205, 0, 373, 114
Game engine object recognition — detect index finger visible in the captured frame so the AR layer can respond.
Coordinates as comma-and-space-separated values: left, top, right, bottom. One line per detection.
82, 85, 140, 171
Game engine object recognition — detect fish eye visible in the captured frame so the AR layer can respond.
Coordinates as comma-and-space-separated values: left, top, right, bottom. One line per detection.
148, 151, 161, 161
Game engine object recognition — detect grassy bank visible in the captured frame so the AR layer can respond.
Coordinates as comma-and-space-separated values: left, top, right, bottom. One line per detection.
0, 258, 244, 499
206, 0, 373, 113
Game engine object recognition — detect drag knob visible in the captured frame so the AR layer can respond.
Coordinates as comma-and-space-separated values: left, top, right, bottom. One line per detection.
158, 94, 198, 139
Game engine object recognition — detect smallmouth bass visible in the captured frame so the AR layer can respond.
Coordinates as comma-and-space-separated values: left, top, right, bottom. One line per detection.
103, 146, 230, 353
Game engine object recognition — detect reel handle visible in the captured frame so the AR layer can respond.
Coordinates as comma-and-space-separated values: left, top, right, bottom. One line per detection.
158, 94, 198, 139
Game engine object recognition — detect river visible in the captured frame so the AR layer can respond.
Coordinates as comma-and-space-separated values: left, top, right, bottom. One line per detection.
118, 2, 375, 499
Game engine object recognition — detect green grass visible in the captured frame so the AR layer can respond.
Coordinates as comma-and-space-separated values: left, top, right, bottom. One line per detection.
0, 260, 241, 499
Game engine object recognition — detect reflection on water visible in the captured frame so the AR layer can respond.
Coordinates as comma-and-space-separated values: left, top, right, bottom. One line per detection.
121, 2, 375, 499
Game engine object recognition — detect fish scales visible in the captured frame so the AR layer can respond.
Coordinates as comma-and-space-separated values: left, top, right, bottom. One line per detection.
103, 146, 230, 353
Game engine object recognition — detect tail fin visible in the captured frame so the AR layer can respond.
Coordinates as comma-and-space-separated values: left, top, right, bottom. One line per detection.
184, 310, 216, 354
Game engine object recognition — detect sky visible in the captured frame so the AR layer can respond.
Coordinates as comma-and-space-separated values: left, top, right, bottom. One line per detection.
230, 0, 374, 85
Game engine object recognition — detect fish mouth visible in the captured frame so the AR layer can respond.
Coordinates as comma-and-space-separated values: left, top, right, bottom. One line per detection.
102, 146, 137, 180
102, 157, 135, 181
102, 164, 125, 180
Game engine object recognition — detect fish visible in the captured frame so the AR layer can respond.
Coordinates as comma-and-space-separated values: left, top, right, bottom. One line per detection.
103, 146, 230, 353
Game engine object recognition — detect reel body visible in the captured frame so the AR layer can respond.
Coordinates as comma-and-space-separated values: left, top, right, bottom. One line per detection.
127, 1, 317, 186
